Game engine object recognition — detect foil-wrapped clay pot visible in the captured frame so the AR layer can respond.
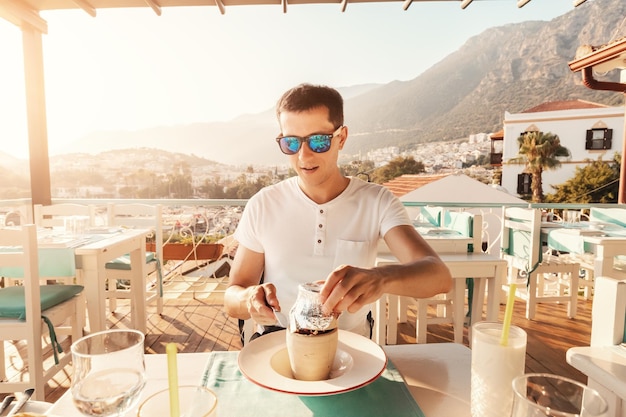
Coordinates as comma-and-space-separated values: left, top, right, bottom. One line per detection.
289, 281, 338, 334
286, 282, 339, 380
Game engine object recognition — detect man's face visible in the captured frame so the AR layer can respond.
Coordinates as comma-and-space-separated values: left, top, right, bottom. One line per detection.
278, 106, 345, 190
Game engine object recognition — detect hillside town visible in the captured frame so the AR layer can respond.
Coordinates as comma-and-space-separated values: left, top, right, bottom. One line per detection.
41, 132, 494, 200
360, 133, 491, 172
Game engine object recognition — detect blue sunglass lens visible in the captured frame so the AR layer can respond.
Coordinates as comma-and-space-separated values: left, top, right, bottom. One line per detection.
308, 135, 331, 153
282, 137, 302, 154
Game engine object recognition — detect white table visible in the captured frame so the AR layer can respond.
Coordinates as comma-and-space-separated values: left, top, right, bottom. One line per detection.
567, 345, 626, 417
543, 224, 626, 280
374, 252, 504, 345
47, 343, 471, 417
585, 235, 626, 279
75, 229, 149, 333
415, 225, 474, 254
0, 229, 149, 333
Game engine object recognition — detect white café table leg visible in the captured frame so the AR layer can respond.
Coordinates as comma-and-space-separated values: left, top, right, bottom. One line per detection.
129, 241, 147, 331
589, 238, 624, 278
76, 250, 108, 333
75, 230, 148, 333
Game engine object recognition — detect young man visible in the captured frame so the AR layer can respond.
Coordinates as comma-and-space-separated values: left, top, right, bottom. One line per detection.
224, 83, 451, 338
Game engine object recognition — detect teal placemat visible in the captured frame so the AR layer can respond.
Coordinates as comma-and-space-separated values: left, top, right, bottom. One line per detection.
201, 351, 424, 417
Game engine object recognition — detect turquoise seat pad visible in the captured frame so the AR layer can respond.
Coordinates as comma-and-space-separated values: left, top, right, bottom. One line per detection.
0, 284, 84, 319
0, 284, 83, 364
105, 252, 156, 270
104, 252, 163, 297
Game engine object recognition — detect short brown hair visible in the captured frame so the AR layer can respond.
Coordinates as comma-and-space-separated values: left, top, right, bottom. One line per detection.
276, 84, 344, 129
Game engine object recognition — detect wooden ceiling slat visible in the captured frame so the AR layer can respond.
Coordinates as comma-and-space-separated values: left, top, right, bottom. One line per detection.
144, 0, 162, 15
72, 0, 97, 16
0, 0, 48, 33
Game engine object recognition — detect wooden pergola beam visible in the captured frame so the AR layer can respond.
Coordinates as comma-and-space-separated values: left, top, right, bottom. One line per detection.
0, 0, 48, 33
72, 0, 97, 16
144, 0, 162, 15
214, 0, 225, 14
23, 24, 52, 206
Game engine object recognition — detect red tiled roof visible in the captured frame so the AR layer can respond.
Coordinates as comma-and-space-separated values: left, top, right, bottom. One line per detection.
522, 99, 609, 113
490, 129, 504, 140
382, 173, 451, 197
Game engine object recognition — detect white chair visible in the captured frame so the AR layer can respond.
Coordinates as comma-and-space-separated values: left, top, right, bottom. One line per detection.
588, 206, 626, 281
410, 213, 505, 343
2, 204, 31, 226
396, 210, 479, 324
556, 207, 626, 300
0, 224, 85, 401
501, 207, 580, 320
415, 206, 444, 226
33, 203, 97, 286
589, 207, 626, 228
589, 276, 626, 347
241, 319, 255, 346
33, 203, 97, 230
566, 276, 626, 417
375, 212, 506, 345
105, 203, 164, 315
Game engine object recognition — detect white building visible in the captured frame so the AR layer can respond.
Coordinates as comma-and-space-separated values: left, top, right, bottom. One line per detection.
500, 100, 624, 198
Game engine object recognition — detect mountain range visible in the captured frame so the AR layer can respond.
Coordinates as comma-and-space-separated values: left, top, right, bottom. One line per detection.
61, 0, 625, 166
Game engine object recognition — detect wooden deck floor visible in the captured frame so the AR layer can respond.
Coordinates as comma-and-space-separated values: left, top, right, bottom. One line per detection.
2, 284, 593, 405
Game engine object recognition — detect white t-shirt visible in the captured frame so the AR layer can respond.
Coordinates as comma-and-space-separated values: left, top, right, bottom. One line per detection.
234, 176, 411, 335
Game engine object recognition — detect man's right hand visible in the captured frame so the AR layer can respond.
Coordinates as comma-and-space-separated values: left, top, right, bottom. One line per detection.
247, 283, 281, 325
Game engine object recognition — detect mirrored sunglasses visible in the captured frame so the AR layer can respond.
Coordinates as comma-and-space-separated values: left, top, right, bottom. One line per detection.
276, 126, 344, 155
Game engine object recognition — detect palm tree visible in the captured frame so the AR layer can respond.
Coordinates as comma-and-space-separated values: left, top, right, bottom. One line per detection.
510, 131, 570, 203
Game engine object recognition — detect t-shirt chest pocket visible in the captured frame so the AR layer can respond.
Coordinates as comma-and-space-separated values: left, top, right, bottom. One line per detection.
333, 239, 369, 268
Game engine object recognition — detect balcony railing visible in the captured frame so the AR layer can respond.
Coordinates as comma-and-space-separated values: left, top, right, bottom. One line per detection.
2, 197, 626, 294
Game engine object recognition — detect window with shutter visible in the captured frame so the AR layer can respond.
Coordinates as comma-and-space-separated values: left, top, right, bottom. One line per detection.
585, 128, 613, 150
517, 173, 532, 195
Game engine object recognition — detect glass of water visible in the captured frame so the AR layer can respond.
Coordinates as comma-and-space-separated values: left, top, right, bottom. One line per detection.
71, 329, 146, 417
511, 373, 608, 417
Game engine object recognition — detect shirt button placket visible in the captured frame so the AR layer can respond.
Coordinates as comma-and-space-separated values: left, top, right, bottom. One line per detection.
314, 207, 326, 256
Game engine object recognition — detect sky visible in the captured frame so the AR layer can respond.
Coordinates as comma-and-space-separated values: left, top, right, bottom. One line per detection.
0, 1, 576, 159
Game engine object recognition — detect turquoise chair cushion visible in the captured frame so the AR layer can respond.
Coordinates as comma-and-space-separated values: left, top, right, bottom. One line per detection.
442, 212, 473, 237
420, 207, 442, 226
0, 284, 83, 364
442, 211, 474, 251
590, 207, 626, 228
104, 252, 163, 298
105, 252, 156, 271
0, 284, 84, 320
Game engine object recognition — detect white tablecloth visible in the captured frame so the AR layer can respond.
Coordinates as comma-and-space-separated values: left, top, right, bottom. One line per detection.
47, 343, 471, 417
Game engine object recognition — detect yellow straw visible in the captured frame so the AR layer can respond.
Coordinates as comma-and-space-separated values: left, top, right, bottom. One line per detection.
500, 283, 516, 346
166, 343, 180, 417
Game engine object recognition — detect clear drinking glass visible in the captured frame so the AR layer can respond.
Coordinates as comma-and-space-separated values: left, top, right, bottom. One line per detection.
511, 373, 608, 417
137, 386, 218, 417
71, 329, 146, 417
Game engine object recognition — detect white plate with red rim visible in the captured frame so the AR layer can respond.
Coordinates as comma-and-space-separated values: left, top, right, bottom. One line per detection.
238, 329, 387, 396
